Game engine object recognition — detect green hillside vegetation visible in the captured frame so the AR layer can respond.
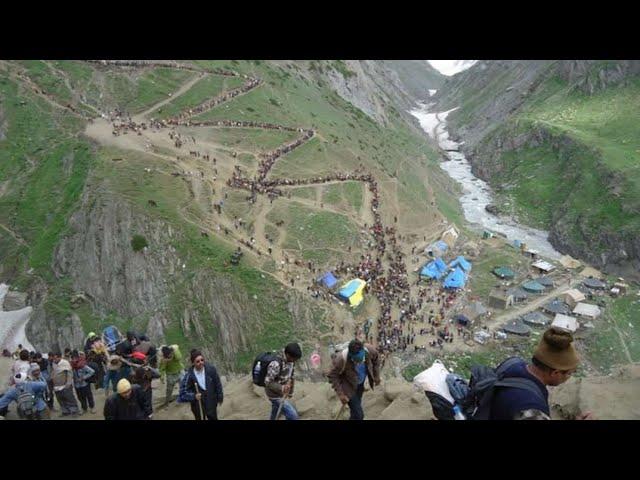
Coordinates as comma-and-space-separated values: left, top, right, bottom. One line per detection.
156, 74, 245, 118
322, 181, 364, 214
491, 77, 640, 248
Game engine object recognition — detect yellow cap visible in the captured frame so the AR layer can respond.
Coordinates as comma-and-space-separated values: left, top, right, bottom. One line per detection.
117, 378, 132, 394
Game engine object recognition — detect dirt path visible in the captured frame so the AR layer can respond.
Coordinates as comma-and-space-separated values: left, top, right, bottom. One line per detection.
488, 277, 581, 329
135, 72, 206, 120
0, 223, 27, 246
609, 312, 634, 364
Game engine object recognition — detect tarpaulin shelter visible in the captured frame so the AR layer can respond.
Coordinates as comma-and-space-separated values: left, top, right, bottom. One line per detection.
448, 256, 472, 272
521, 311, 551, 327
455, 314, 470, 326
573, 302, 601, 319
443, 267, 466, 289
522, 280, 545, 294
426, 240, 448, 257
583, 278, 606, 290
502, 318, 531, 336
551, 314, 578, 333
536, 276, 554, 288
493, 266, 515, 279
420, 257, 447, 280
543, 299, 570, 315
507, 287, 529, 302
338, 279, 366, 308
318, 271, 338, 289
563, 289, 586, 309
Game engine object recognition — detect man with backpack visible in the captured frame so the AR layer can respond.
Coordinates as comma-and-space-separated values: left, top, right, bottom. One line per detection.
0, 372, 50, 420
159, 345, 184, 407
253, 343, 302, 420
429, 327, 592, 421
178, 349, 224, 420
326, 339, 380, 420
488, 327, 590, 420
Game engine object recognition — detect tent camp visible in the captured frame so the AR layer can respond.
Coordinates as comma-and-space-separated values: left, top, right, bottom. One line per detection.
507, 287, 529, 302
522, 280, 545, 294
461, 301, 487, 321
425, 240, 449, 257
573, 302, 601, 319
449, 256, 472, 272
502, 318, 531, 336
493, 266, 515, 279
583, 278, 606, 290
563, 289, 586, 308
338, 279, 366, 308
488, 289, 513, 309
551, 314, 578, 333
521, 311, 551, 327
536, 276, 554, 288
443, 267, 466, 289
543, 299, 571, 315
318, 271, 338, 289
420, 257, 448, 280
532, 260, 555, 273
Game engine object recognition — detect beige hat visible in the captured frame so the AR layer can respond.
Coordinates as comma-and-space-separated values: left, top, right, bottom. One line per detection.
117, 378, 132, 394
533, 327, 579, 370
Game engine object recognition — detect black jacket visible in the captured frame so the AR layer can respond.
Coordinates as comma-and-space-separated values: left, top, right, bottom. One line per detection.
183, 363, 224, 415
103, 384, 150, 420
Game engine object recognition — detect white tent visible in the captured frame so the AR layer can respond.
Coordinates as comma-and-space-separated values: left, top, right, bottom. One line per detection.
551, 314, 578, 333
573, 303, 601, 319
532, 260, 555, 272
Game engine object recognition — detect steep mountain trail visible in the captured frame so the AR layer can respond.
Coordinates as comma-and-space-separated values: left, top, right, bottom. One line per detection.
135, 72, 207, 119
0, 223, 27, 246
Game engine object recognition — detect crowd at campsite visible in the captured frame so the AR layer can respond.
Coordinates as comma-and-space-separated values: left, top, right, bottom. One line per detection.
2, 60, 619, 421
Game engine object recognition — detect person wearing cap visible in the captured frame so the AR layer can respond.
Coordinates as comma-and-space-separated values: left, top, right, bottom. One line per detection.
490, 326, 593, 420
103, 354, 124, 393
84, 332, 99, 353
327, 339, 380, 420
51, 352, 80, 417
263, 342, 302, 420
178, 350, 224, 420
103, 378, 150, 420
159, 344, 184, 407
0, 372, 50, 420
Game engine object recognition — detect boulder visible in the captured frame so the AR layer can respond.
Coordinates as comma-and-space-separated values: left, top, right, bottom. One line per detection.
383, 378, 407, 402
3, 291, 27, 311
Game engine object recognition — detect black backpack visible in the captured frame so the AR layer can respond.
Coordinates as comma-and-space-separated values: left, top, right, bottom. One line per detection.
252, 352, 282, 387
461, 357, 546, 420
16, 385, 37, 420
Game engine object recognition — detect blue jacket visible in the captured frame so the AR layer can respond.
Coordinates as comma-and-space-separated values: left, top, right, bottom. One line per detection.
72, 365, 95, 389
0, 381, 48, 412
490, 358, 549, 420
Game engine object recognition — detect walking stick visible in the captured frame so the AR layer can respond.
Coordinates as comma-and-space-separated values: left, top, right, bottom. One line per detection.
273, 363, 294, 421
334, 403, 347, 420
194, 382, 205, 420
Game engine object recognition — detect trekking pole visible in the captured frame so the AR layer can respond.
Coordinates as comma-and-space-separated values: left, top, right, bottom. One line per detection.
334, 403, 346, 420
194, 382, 205, 420
274, 364, 293, 421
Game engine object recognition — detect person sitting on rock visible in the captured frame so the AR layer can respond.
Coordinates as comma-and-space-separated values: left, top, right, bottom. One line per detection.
327, 339, 380, 420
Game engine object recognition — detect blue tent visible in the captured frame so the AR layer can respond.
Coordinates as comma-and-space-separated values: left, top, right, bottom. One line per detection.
435, 240, 448, 252
427, 240, 449, 256
443, 267, 466, 289
512, 239, 522, 249
449, 256, 472, 272
319, 271, 338, 289
420, 257, 447, 279
338, 279, 362, 300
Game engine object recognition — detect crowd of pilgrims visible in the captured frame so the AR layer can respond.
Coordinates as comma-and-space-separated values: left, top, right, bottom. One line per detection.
100, 63, 469, 363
